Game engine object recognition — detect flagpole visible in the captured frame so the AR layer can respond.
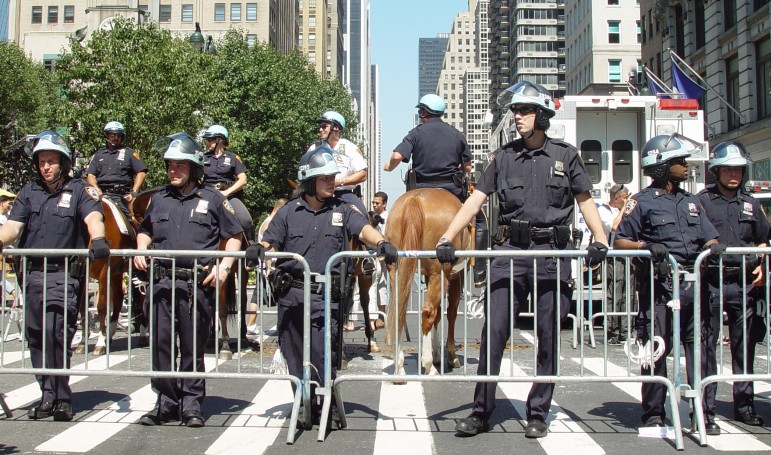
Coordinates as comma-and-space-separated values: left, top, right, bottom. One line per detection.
668, 49, 745, 123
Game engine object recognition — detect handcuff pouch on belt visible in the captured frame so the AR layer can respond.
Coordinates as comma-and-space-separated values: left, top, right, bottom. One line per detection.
152, 262, 206, 285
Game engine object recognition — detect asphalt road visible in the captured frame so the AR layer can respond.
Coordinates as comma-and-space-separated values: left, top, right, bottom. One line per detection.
2, 310, 771, 455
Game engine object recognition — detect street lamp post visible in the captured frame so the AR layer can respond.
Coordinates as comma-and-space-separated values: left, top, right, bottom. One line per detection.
188, 22, 217, 55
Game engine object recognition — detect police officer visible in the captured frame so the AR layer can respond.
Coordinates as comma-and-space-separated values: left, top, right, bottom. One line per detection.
201, 124, 254, 242
135, 133, 243, 428
86, 121, 147, 218
697, 141, 767, 427
309, 111, 369, 216
435, 81, 608, 439
386, 94, 489, 285
615, 134, 720, 433
0, 130, 109, 421
244, 145, 397, 431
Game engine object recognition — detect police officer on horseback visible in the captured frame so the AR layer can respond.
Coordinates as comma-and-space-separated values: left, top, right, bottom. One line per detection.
201, 124, 254, 243
386, 94, 489, 285
134, 133, 243, 428
0, 130, 109, 421
309, 111, 369, 216
244, 144, 397, 432
435, 81, 608, 439
86, 121, 147, 218
697, 141, 768, 427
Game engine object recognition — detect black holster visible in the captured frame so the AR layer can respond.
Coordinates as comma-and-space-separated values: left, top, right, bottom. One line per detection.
271, 271, 293, 295
453, 173, 470, 200
405, 168, 417, 192
69, 258, 87, 279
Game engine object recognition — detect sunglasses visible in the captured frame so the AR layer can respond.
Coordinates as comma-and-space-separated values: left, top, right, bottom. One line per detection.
318, 123, 331, 130
669, 157, 688, 166
510, 105, 537, 116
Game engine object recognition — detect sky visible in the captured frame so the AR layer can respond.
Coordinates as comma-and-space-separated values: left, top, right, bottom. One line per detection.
370, 0, 470, 203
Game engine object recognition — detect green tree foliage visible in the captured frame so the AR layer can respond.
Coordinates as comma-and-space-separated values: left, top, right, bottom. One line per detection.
0, 42, 59, 189
54, 18, 224, 188
50, 20, 355, 218
205, 29, 356, 214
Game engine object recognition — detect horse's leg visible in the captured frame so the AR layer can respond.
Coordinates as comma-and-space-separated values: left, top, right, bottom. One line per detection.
446, 272, 462, 369
74, 282, 88, 354
92, 266, 109, 356
130, 276, 149, 347
421, 276, 442, 375
358, 271, 379, 353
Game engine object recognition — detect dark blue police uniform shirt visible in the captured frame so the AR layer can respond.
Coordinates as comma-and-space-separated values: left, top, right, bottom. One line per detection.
616, 185, 719, 265
203, 151, 247, 184
138, 185, 243, 268
86, 147, 147, 187
262, 196, 369, 277
394, 117, 471, 179
697, 185, 769, 265
9, 178, 103, 251
476, 136, 592, 227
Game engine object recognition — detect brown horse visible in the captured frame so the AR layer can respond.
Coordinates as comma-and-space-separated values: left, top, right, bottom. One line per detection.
384, 188, 470, 375
76, 197, 140, 355
130, 187, 251, 360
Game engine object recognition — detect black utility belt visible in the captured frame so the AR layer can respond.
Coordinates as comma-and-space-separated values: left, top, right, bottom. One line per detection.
706, 264, 756, 281
335, 185, 362, 198
208, 181, 233, 191
495, 220, 572, 246
25, 260, 86, 278
415, 174, 457, 185
273, 272, 341, 298
152, 263, 207, 282
101, 184, 132, 195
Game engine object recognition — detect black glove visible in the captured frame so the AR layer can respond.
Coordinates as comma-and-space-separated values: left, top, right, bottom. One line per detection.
377, 240, 398, 265
435, 241, 456, 264
88, 237, 110, 260
709, 243, 727, 256
586, 242, 608, 267
245, 243, 266, 267
646, 243, 669, 263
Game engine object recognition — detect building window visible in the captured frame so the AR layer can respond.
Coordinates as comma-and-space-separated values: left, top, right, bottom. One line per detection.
608, 59, 622, 82
231, 3, 241, 21
756, 0, 771, 10
308, 51, 316, 64
246, 34, 256, 48
726, 55, 740, 130
695, 1, 705, 49
181, 4, 193, 22
309, 16, 316, 27
246, 3, 257, 20
308, 33, 316, 45
48, 6, 58, 23
608, 21, 620, 44
159, 5, 171, 22
43, 55, 60, 71
64, 5, 75, 23
724, 0, 737, 30
214, 4, 226, 21
31, 6, 42, 23
608, 0, 619, 4
757, 37, 771, 120
636, 21, 641, 44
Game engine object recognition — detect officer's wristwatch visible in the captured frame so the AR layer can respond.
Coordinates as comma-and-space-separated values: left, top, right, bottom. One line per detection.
130, 190, 138, 197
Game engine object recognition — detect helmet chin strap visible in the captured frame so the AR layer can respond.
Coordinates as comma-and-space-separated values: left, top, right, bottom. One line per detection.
520, 129, 535, 140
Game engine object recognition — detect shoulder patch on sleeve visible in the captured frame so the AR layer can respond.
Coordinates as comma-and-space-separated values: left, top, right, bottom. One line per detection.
85, 186, 100, 202
223, 199, 236, 215
132, 151, 140, 159
623, 199, 637, 216
235, 155, 243, 162
349, 204, 363, 215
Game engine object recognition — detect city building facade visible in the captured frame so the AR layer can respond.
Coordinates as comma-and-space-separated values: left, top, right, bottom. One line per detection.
298, 0, 344, 79
640, 0, 771, 178
463, 0, 490, 172
7, 0, 297, 65
564, 0, 641, 95
418, 33, 449, 99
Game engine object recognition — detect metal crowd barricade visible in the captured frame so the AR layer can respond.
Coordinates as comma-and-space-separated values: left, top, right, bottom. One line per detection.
0, 248, 312, 444
692, 247, 771, 447
321, 248, 686, 450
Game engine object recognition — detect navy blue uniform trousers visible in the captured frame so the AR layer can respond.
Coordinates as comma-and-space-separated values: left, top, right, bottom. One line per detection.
636, 269, 710, 423
24, 270, 82, 403
472, 240, 571, 421
146, 277, 214, 415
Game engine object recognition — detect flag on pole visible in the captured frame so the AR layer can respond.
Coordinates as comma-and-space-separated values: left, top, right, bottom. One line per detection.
643, 66, 671, 98
671, 58, 706, 102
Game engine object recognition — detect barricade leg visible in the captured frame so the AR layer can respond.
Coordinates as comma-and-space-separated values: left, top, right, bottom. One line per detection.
286, 379, 303, 444
0, 393, 12, 418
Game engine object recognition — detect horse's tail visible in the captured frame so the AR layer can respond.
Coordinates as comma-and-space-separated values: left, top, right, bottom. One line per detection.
385, 194, 424, 348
